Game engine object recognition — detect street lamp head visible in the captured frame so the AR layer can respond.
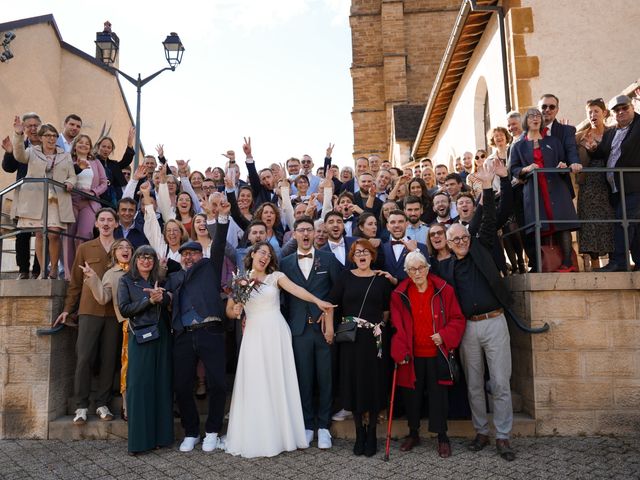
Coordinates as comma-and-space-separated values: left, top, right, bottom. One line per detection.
95, 21, 119, 65
162, 32, 184, 69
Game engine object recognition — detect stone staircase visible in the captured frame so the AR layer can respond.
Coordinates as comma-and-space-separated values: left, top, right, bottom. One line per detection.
50, 390, 533, 440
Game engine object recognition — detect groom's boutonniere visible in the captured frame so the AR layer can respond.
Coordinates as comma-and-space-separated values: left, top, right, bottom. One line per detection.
312, 257, 321, 272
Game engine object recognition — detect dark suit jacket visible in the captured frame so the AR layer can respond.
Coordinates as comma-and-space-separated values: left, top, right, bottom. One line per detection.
354, 191, 383, 219
246, 160, 277, 208
550, 121, 580, 167
592, 112, 640, 194
340, 178, 355, 194
114, 212, 150, 250
320, 236, 357, 269
381, 240, 428, 281
165, 221, 229, 335
432, 189, 513, 310
280, 249, 342, 336
2, 140, 29, 180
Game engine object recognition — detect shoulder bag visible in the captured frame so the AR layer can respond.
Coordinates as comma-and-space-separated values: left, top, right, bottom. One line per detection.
335, 276, 375, 343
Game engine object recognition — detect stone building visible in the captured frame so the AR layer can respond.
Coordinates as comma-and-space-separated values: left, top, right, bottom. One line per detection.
411, 0, 640, 166
349, 0, 461, 163
0, 14, 135, 197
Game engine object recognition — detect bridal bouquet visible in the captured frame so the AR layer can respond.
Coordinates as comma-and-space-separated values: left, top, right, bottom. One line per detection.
230, 269, 263, 306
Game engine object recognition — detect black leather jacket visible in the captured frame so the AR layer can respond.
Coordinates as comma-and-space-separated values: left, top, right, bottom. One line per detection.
118, 274, 171, 330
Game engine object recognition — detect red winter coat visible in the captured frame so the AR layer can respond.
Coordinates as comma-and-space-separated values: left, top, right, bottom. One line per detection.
390, 273, 465, 389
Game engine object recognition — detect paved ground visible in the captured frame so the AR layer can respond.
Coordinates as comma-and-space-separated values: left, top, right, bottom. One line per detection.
1, 436, 638, 479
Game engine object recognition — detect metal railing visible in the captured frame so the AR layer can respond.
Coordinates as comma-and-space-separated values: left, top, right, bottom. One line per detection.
0, 177, 114, 277
502, 166, 640, 273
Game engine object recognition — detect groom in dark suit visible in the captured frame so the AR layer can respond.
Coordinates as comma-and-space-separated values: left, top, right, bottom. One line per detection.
382, 210, 428, 281
280, 217, 342, 449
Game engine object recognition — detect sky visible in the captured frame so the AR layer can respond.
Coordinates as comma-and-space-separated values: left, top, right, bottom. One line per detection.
2, 0, 355, 175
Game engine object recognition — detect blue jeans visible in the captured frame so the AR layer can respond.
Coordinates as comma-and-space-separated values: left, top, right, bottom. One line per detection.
611, 192, 640, 268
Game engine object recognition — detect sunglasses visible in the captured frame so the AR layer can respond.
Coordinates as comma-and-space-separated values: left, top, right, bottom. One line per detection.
540, 104, 557, 111
475, 154, 486, 160
613, 105, 631, 113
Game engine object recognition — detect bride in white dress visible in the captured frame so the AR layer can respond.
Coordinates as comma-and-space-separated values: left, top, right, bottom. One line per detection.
224, 241, 334, 458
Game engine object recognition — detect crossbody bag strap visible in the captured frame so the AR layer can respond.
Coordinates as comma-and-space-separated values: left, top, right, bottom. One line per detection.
356, 276, 376, 319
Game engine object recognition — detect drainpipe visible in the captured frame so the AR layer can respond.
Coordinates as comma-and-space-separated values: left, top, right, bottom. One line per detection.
466, 0, 512, 112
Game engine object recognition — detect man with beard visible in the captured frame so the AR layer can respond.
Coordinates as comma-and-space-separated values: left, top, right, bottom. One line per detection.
403, 196, 428, 245
56, 113, 82, 152
321, 211, 356, 268
375, 169, 392, 202
340, 157, 369, 193
280, 217, 342, 449
354, 171, 383, 219
434, 165, 449, 190
164, 198, 231, 453
382, 210, 428, 281
432, 192, 454, 225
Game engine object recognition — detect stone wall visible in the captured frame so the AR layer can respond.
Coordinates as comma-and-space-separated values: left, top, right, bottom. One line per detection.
507, 273, 640, 435
350, 0, 459, 160
0, 280, 74, 439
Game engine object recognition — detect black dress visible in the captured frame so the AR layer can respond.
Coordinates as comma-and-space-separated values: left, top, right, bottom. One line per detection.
329, 272, 393, 414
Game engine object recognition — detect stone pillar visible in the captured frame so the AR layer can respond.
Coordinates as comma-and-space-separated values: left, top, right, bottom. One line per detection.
507, 273, 640, 435
0, 280, 73, 439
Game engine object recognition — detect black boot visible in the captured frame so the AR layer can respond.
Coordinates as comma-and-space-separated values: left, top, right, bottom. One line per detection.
353, 425, 366, 456
364, 423, 377, 457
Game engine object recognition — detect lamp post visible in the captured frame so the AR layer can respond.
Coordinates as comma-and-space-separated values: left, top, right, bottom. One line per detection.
95, 22, 185, 167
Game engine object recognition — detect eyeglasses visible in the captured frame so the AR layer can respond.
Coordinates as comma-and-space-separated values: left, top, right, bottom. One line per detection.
181, 251, 202, 258
24, 124, 40, 130
429, 230, 445, 237
407, 265, 427, 275
116, 245, 132, 251
40, 133, 57, 138
528, 113, 542, 119
540, 104, 557, 111
301, 160, 312, 164
448, 235, 471, 245
255, 249, 272, 258
353, 249, 371, 256
137, 254, 155, 261
475, 154, 486, 160
295, 227, 313, 234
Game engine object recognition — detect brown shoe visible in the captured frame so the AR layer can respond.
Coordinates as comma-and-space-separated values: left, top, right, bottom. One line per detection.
437, 440, 451, 458
496, 439, 515, 461
467, 433, 490, 451
400, 435, 420, 452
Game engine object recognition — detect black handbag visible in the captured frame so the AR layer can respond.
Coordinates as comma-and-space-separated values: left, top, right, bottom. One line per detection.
334, 276, 375, 344
334, 321, 357, 343
131, 323, 160, 344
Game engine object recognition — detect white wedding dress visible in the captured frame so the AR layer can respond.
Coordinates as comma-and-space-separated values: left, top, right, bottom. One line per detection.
224, 272, 309, 458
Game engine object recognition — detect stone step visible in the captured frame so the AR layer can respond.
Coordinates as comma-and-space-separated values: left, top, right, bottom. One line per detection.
48, 413, 535, 441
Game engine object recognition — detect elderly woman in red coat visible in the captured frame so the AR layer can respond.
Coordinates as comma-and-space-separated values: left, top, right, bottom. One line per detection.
390, 250, 465, 458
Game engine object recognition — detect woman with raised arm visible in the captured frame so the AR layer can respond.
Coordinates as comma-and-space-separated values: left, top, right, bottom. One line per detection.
224, 241, 334, 458
11, 117, 76, 278
93, 127, 135, 205
64, 134, 108, 279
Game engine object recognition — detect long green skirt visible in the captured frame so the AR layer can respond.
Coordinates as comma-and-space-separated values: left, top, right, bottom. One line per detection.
127, 318, 174, 453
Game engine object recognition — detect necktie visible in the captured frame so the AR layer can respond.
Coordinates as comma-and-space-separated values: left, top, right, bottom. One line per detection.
297, 253, 312, 259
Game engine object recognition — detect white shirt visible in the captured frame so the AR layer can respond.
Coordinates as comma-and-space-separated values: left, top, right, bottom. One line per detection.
297, 248, 315, 280
391, 236, 409, 261
328, 239, 346, 266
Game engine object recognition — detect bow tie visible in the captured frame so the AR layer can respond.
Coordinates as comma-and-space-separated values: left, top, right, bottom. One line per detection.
391, 240, 404, 246
297, 253, 312, 259
330, 241, 344, 250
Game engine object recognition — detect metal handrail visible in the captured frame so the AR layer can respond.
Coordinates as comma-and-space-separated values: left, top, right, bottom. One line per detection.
0, 177, 115, 276
502, 166, 640, 273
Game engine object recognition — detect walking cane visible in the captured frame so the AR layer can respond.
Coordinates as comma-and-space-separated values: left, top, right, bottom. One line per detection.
384, 363, 398, 461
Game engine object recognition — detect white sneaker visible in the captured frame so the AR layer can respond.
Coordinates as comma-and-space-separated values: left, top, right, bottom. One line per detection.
73, 408, 88, 425
179, 436, 200, 452
96, 406, 114, 421
305, 429, 314, 445
202, 432, 219, 452
318, 428, 332, 449
331, 409, 352, 421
